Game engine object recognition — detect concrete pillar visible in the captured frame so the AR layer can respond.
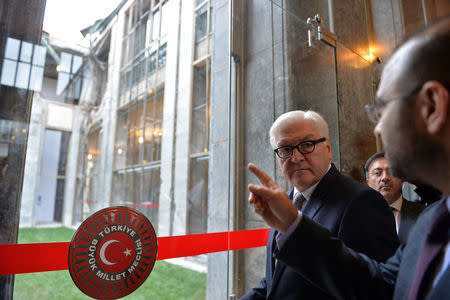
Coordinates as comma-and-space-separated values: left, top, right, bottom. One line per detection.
100, 14, 123, 209
207, 0, 233, 297
0, 0, 47, 297
62, 106, 87, 226
158, 0, 183, 236
171, 0, 195, 236
19, 97, 46, 227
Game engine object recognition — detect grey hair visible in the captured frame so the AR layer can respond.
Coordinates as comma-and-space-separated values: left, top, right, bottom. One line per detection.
269, 110, 330, 148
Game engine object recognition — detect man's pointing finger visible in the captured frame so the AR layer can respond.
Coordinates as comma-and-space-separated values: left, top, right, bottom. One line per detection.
248, 163, 275, 187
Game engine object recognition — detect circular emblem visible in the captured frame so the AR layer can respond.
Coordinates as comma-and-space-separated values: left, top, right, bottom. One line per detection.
68, 207, 157, 299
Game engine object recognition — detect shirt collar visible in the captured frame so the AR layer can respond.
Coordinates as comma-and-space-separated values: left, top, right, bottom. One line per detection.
294, 164, 331, 200
390, 196, 403, 212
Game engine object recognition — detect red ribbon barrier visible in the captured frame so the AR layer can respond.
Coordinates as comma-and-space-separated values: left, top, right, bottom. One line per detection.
0, 228, 269, 275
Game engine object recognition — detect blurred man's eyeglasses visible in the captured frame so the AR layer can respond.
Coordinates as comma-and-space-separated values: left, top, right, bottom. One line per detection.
274, 137, 326, 159
365, 85, 423, 124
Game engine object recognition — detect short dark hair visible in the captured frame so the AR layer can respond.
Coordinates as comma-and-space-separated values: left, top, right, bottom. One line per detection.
364, 152, 385, 179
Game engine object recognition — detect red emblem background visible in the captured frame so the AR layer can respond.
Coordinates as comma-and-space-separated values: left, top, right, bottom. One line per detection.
68, 207, 157, 299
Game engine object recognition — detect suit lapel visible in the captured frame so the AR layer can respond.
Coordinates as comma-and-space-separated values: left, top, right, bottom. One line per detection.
302, 194, 325, 219
269, 252, 287, 296
268, 229, 277, 278
302, 165, 337, 219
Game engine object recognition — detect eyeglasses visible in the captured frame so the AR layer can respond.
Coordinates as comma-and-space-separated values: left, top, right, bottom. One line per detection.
365, 85, 423, 124
274, 137, 326, 159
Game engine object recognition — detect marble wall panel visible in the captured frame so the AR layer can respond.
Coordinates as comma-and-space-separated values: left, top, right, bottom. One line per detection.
333, 0, 370, 60
246, 0, 275, 57
207, 1, 233, 298
336, 43, 377, 181
206, 251, 228, 300
241, 247, 266, 297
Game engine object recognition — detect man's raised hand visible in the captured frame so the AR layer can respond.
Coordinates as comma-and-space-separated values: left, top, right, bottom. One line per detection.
247, 163, 298, 232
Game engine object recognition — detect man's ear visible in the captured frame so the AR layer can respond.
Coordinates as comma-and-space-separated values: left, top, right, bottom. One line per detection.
326, 140, 332, 160
419, 81, 449, 135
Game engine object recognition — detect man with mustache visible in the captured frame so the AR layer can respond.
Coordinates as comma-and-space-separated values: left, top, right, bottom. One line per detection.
241, 110, 399, 300
364, 152, 424, 244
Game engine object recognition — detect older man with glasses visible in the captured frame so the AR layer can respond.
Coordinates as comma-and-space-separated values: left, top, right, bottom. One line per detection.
241, 110, 399, 300
245, 15, 450, 300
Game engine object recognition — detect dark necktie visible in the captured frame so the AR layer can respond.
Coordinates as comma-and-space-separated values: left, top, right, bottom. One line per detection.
408, 200, 450, 300
390, 206, 399, 229
293, 193, 306, 210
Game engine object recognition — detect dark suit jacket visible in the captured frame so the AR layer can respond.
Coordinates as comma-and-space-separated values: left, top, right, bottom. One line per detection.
398, 198, 425, 244
241, 164, 399, 300
274, 197, 449, 300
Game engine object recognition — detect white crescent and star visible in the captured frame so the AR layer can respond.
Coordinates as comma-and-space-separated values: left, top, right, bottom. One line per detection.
99, 240, 119, 265
99, 240, 133, 265
123, 248, 132, 256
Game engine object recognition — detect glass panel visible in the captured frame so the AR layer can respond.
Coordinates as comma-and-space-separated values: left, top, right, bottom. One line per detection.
193, 64, 207, 107
136, 128, 144, 161
54, 178, 65, 222
29, 65, 44, 91
126, 169, 136, 204
232, 2, 377, 299
148, 50, 157, 73
73, 77, 82, 100
160, 2, 169, 37
1, 59, 17, 86
72, 55, 82, 73
0, 0, 384, 298
188, 156, 208, 234
143, 93, 163, 162
140, 166, 160, 224
191, 108, 207, 154
142, 0, 150, 13
158, 43, 166, 67
151, 9, 160, 40
114, 112, 128, 169
33, 45, 47, 67
85, 128, 101, 213
132, 61, 139, 85
154, 94, 164, 119
36, 130, 61, 224
16, 62, 30, 89
60, 52, 72, 72
32, 45, 47, 66
127, 132, 138, 165
126, 69, 132, 87
129, 107, 138, 130
4, 37, 20, 60
136, 104, 144, 129
195, 4, 208, 42
19, 41, 33, 63
112, 171, 126, 205
56, 72, 70, 95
